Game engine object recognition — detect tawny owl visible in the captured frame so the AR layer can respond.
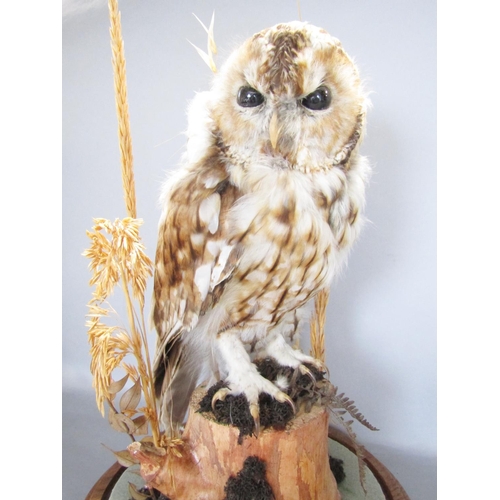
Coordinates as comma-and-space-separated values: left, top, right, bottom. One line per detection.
152, 21, 370, 430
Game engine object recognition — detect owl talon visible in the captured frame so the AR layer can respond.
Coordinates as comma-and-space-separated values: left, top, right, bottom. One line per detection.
275, 392, 296, 414
317, 361, 330, 378
299, 364, 317, 384
250, 402, 261, 436
211, 387, 231, 410
308, 359, 329, 378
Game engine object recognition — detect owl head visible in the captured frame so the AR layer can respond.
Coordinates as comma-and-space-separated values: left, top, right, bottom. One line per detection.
202, 21, 367, 174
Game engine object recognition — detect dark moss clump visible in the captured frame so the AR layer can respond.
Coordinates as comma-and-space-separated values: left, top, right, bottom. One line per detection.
224, 456, 275, 500
255, 357, 327, 414
258, 392, 294, 430
198, 358, 329, 442
329, 456, 346, 484
198, 379, 227, 412
198, 381, 255, 443
254, 357, 285, 381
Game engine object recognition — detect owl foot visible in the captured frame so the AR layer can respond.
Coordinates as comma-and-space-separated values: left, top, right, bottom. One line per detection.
306, 358, 330, 378
211, 373, 295, 436
298, 364, 317, 384
261, 333, 329, 379
211, 386, 232, 410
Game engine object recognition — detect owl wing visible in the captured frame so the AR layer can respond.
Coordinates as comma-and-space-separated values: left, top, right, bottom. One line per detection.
152, 158, 241, 400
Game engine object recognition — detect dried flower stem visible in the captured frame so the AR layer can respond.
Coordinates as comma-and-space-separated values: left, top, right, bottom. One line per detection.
310, 289, 329, 362
297, 0, 302, 21
118, 263, 160, 446
108, 0, 136, 218
84, 218, 159, 446
107, 397, 136, 443
85, 0, 162, 451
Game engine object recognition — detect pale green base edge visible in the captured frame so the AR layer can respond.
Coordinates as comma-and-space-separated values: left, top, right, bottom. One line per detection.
110, 439, 386, 499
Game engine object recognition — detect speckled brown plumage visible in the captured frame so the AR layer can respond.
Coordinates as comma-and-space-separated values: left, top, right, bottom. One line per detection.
152, 21, 370, 429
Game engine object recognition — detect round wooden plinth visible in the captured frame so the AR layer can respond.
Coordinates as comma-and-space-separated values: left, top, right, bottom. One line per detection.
85, 462, 125, 500
85, 427, 410, 500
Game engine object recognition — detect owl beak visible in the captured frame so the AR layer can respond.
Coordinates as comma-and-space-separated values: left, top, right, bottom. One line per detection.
269, 112, 281, 150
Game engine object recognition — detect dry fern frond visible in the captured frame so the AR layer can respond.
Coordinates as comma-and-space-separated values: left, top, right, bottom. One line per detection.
330, 390, 379, 432
326, 383, 379, 493
334, 417, 369, 493
308, 288, 374, 490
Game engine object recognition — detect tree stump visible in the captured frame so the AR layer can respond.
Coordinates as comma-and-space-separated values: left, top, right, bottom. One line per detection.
129, 386, 340, 500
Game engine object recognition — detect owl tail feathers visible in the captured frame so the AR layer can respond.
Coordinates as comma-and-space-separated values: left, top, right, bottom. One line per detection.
155, 345, 213, 435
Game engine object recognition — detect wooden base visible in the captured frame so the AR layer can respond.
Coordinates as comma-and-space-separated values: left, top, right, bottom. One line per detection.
85, 462, 125, 500
86, 426, 411, 500
128, 387, 339, 499
328, 427, 410, 500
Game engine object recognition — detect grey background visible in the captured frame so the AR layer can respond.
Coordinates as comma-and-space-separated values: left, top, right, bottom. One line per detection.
62, 1, 436, 498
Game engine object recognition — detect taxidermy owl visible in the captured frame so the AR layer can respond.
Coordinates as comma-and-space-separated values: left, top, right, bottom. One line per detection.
152, 21, 370, 430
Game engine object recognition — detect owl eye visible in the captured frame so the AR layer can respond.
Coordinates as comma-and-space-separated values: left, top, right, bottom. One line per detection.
237, 87, 264, 108
301, 86, 332, 111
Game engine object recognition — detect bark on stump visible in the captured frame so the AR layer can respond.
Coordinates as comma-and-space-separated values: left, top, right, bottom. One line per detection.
129, 386, 340, 500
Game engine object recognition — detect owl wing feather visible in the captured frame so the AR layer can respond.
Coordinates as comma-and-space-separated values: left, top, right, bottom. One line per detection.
152, 155, 241, 404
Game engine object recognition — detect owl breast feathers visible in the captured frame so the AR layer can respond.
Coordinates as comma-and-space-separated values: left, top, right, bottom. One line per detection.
153, 21, 370, 429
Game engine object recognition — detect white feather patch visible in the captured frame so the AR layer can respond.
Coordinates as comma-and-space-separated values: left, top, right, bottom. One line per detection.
190, 233, 204, 246
275, 374, 290, 391
210, 244, 234, 288
178, 299, 187, 317
199, 194, 221, 234
206, 240, 221, 257
204, 175, 223, 189
245, 269, 268, 284
194, 263, 212, 301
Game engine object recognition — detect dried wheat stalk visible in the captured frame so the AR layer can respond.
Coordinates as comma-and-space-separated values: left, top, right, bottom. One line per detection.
83, 0, 162, 448
108, 0, 136, 219
310, 288, 329, 362
84, 218, 161, 446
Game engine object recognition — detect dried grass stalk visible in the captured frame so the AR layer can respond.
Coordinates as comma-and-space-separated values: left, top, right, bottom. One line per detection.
84, 0, 177, 452
84, 218, 160, 446
108, 0, 136, 219
310, 288, 329, 362
189, 12, 218, 73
